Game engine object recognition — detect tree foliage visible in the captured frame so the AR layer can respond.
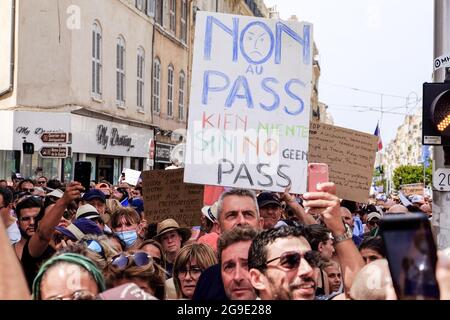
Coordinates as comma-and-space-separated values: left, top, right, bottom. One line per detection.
392, 165, 432, 190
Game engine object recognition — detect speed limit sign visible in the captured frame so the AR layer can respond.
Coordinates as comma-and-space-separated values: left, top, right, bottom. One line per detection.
433, 168, 450, 191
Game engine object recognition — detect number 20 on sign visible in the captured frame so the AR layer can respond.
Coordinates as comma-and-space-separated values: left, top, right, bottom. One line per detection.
433, 168, 450, 191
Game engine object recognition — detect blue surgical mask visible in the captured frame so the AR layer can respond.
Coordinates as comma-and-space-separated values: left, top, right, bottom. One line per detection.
115, 230, 138, 248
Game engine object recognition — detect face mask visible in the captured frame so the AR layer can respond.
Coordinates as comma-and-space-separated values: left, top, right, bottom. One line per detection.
115, 230, 138, 248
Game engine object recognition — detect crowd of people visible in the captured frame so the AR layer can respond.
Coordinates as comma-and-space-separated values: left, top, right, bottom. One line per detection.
1, 172, 450, 300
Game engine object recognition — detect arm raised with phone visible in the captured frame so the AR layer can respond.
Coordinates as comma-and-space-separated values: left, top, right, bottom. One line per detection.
303, 182, 365, 296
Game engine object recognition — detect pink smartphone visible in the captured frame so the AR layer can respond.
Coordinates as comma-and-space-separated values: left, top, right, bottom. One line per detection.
307, 163, 329, 192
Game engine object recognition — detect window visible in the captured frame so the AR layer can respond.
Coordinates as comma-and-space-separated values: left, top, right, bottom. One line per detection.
169, 0, 176, 33
167, 65, 174, 117
137, 47, 145, 109
146, 0, 155, 17
155, 0, 163, 25
178, 71, 185, 120
152, 58, 161, 113
92, 22, 102, 98
180, 0, 187, 43
116, 36, 126, 105
136, 0, 144, 11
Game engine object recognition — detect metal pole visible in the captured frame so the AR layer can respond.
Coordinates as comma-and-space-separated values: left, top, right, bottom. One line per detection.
432, 0, 450, 249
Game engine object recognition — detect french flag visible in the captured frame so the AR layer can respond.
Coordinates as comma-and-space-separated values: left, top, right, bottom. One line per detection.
374, 123, 383, 151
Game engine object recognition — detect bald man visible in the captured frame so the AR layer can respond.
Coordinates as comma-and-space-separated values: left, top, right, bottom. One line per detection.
387, 204, 409, 214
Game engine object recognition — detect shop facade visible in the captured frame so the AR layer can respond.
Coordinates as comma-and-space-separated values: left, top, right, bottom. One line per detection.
0, 111, 154, 183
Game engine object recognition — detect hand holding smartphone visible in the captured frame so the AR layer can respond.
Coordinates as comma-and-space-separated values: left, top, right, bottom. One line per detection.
74, 161, 92, 192
380, 213, 440, 300
307, 163, 329, 192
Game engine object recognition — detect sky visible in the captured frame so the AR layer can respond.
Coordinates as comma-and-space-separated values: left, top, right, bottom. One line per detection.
264, 0, 434, 146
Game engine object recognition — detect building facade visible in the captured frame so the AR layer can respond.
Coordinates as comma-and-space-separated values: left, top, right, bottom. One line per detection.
380, 108, 425, 191
0, 0, 156, 182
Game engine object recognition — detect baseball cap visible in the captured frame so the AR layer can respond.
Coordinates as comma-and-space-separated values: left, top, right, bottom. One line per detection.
257, 192, 281, 208
55, 218, 103, 241
201, 202, 218, 223
367, 212, 382, 221
82, 189, 106, 203
75, 204, 100, 220
131, 198, 144, 214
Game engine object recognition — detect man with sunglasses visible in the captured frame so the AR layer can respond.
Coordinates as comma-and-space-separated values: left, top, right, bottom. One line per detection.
14, 195, 42, 260
17, 179, 36, 194
36, 176, 48, 189
248, 226, 319, 300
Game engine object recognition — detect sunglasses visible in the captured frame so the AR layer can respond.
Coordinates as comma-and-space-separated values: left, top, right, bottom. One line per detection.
368, 220, 379, 226
47, 290, 96, 301
19, 215, 39, 222
37, 181, 46, 185
110, 252, 153, 270
265, 250, 320, 271
22, 188, 35, 193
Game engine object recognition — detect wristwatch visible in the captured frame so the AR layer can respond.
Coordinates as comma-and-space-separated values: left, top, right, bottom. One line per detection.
332, 224, 353, 244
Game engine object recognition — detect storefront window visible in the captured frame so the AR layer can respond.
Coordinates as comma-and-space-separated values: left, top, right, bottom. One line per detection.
0, 150, 19, 181
86, 155, 97, 182
63, 157, 73, 182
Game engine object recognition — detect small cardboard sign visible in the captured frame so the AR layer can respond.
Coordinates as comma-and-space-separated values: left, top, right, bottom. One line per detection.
123, 168, 142, 186
308, 121, 378, 203
401, 183, 424, 196
142, 169, 204, 227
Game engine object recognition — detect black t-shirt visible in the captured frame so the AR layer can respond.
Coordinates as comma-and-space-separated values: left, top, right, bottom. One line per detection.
192, 264, 228, 301
21, 239, 55, 290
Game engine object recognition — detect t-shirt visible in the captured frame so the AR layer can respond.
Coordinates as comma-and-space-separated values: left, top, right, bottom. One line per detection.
192, 264, 228, 301
21, 239, 55, 290
7, 222, 21, 245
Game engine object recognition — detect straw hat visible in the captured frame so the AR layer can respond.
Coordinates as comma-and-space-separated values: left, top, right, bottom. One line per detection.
154, 218, 191, 242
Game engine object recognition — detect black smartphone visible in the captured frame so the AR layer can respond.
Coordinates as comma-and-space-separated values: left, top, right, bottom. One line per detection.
74, 161, 92, 192
379, 213, 440, 300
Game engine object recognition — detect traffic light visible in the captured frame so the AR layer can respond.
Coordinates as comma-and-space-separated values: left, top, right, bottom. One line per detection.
22, 141, 34, 154
423, 81, 450, 145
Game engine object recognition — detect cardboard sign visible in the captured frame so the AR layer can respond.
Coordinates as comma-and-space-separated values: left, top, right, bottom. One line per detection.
123, 168, 142, 186
184, 12, 313, 194
401, 183, 424, 196
142, 169, 203, 227
309, 121, 378, 203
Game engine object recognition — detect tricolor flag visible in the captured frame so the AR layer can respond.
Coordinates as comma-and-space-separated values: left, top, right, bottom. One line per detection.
374, 123, 383, 151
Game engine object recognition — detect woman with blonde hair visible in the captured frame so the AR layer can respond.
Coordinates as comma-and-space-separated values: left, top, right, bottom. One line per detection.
105, 249, 166, 299
172, 243, 217, 299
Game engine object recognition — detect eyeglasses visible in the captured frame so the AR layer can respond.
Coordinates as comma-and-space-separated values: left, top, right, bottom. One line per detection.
265, 250, 320, 271
21, 188, 35, 193
368, 220, 379, 226
178, 266, 203, 278
37, 181, 46, 185
19, 215, 39, 222
47, 289, 96, 300
110, 252, 153, 270
84, 239, 106, 259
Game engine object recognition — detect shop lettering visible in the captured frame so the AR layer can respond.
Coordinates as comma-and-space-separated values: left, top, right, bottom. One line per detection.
16, 127, 30, 135
96, 125, 134, 151
15, 126, 61, 136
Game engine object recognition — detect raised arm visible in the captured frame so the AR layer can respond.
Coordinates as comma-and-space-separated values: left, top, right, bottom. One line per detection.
28, 182, 83, 257
281, 186, 316, 225
303, 182, 365, 296
0, 206, 30, 299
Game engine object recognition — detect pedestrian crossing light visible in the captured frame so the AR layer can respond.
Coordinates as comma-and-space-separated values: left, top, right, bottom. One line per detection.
422, 81, 450, 146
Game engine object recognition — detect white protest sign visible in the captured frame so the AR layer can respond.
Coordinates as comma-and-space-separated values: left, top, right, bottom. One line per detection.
434, 53, 450, 71
123, 168, 142, 186
184, 12, 313, 194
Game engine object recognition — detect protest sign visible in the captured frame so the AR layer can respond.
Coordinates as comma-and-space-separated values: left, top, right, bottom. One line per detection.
123, 168, 141, 186
184, 12, 313, 194
309, 121, 378, 203
401, 183, 424, 196
142, 169, 203, 227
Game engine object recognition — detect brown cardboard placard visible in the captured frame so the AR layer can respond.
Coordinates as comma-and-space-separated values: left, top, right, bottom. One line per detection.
309, 121, 378, 203
401, 183, 424, 196
142, 168, 204, 227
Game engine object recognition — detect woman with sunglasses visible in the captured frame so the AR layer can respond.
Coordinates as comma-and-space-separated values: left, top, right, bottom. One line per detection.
105, 250, 166, 299
172, 243, 217, 299
138, 239, 167, 270
32, 252, 106, 300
